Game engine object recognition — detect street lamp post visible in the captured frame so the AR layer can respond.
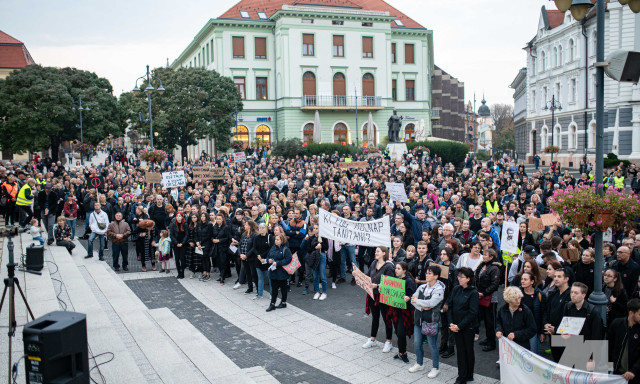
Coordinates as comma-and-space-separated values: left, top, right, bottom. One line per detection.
543, 95, 562, 163
71, 95, 90, 164
133, 65, 165, 148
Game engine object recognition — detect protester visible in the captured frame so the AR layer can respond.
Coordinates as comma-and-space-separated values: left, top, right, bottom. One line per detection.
604, 269, 629, 324
363, 246, 396, 353
54, 216, 75, 254
387, 261, 416, 363
85, 202, 108, 260
519, 272, 546, 354
106, 211, 131, 272
169, 212, 189, 279
608, 299, 640, 384
475, 248, 501, 352
266, 233, 292, 312
447, 267, 479, 384
495, 286, 537, 350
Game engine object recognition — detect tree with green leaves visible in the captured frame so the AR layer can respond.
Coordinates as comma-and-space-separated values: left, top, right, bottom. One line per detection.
120, 67, 242, 160
0, 65, 125, 161
491, 103, 515, 153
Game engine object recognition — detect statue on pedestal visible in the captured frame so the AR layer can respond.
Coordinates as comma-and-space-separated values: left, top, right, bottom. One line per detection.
387, 109, 403, 143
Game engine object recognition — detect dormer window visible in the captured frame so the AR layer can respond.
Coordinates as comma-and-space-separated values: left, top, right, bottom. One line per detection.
395, 19, 404, 27
257, 12, 268, 20
240, 10, 250, 18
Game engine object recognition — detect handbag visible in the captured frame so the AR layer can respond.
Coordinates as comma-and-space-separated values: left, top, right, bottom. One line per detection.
93, 212, 106, 230
479, 294, 491, 307
282, 249, 301, 275
421, 322, 438, 336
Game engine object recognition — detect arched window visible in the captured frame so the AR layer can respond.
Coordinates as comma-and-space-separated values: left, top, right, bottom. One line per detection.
542, 127, 548, 148
334, 122, 348, 144
553, 47, 558, 67
255, 124, 271, 146
558, 45, 563, 66
555, 125, 561, 149
362, 123, 377, 147
333, 72, 346, 106
234, 125, 249, 148
570, 124, 577, 149
302, 71, 316, 106
569, 39, 575, 61
541, 51, 547, 71
362, 73, 375, 106
303, 123, 314, 145
404, 123, 415, 142
589, 122, 596, 148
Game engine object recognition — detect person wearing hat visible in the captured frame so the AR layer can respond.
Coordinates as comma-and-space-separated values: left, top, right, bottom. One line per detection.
508, 245, 539, 284
38, 183, 59, 245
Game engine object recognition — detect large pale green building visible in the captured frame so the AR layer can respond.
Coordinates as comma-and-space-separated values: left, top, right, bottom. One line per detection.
171, 0, 433, 155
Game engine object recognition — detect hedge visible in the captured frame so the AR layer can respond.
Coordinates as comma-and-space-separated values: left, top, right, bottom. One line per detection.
304, 143, 355, 157
405, 141, 469, 166
604, 153, 631, 169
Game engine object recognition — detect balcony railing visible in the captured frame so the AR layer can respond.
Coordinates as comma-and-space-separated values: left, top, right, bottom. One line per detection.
301, 95, 382, 108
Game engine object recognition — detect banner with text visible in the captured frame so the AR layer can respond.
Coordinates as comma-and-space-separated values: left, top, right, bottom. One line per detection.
319, 208, 391, 248
192, 167, 225, 180
499, 337, 625, 384
161, 171, 186, 188
380, 275, 407, 309
234, 152, 246, 163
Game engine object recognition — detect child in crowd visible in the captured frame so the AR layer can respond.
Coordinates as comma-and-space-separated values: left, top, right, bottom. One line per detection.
29, 219, 45, 246
156, 230, 172, 273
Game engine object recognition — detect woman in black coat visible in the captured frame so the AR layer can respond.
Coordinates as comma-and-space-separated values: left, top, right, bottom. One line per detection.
195, 212, 213, 281
604, 268, 629, 325
169, 212, 189, 279
238, 218, 259, 294
496, 286, 537, 350
266, 233, 293, 312
391, 236, 407, 264
211, 213, 231, 284
186, 213, 201, 278
474, 248, 501, 352
254, 223, 274, 299
131, 206, 149, 265
447, 267, 479, 384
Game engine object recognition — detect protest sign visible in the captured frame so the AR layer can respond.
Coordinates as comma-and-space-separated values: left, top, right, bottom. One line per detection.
398, 166, 406, 173
352, 265, 374, 299
557, 317, 586, 335
429, 262, 449, 279
339, 161, 368, 169
541, 213, 560, 226
499, 337, 625, 384
161, 171, 186, 188
192, 167, 224, 180
145, 172, 162, 184
559, 248, 580, 263
319, 209, 391, 247
385, 182, 408, 203
529, 218, 544, 231
500, 221, 519, 254
88, 176, 104, 190
234, 152, 246, 163
603, 227, 613, 242
379, 275, 407, 309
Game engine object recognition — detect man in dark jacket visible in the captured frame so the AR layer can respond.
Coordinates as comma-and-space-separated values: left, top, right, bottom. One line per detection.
608, 299, 640, 383
397, 202, 431, 247
82, 189, 97, 239
148, 194, 169, 237
106, 212, 131, 272
38, 183, 58, 245
544, 268, 572, 363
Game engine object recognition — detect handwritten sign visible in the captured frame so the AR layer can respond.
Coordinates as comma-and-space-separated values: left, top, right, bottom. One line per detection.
379, 275, 407, 309
339, 161, 368, 169
192, 167, 224, 180
529, 218, 544, 231
540, 213, 560, 226
161, 171, 186, 188
385, 182, 408, 203
352, 265, 374, 299
559, 248, 580, 262
145, 172, 162, 184
557, 316, 586, 335
234, 152, 246, 163
398, 166, 407, 173
319, 208, 390, 247
428, 262, 449, 279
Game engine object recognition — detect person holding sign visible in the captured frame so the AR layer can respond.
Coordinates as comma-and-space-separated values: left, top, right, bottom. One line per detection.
362, 247, 396, 353
409, 265, 445, 379
386, 261, 416, 363
495, 287, 536, 350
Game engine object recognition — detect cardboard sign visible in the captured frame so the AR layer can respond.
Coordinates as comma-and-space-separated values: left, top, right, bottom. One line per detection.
436, 264, 449, 279
352, 265, 374, 299
398, 166, 407, 173
145, 172, 162, 184
379, 275, 407, 309
559, 248, 580, 263
385, 182, 409, 203
339, 161, 368, 169
319, 208, 391, 247
233, 152, 246, 163
529, 218, 545, 231
161, 171, 186, 188
540, 213, 560, 226
192, 167, 224, 180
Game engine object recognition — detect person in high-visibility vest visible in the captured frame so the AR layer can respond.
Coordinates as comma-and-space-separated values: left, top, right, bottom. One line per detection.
614, 171, 625, 189
1, 173, 19, 225
16, 178, 36, 227
484, 193, 500, 217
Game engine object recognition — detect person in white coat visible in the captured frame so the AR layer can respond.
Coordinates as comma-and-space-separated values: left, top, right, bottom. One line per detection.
85, 202, 109, 260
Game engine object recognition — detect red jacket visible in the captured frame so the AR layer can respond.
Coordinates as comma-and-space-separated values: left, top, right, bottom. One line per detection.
63, 200, 78, 219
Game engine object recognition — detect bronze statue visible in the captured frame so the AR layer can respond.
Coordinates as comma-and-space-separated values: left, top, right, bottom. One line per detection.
387, 109, 403, 143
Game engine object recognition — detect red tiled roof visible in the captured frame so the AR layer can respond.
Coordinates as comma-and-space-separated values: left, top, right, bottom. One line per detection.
219, 0, 424, 28
0, 31, 34, 69
546, 10, 564, 29
0, 30, 22, 44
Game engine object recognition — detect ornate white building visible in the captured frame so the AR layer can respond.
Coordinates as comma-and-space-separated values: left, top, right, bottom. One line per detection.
519, 2, 640, 167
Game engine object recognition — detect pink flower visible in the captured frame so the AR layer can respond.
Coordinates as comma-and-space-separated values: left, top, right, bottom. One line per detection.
589, 222, 596, 226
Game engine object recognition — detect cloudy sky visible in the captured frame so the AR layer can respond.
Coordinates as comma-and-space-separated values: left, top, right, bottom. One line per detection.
1, 0, 552, 106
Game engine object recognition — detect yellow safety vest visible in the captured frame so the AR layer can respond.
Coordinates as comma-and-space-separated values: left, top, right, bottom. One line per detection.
485, 200, 499, 217
502, 251, 514, 264
36, 178, 46, 186
614, 176, 624, 189
16, 184, 33, 206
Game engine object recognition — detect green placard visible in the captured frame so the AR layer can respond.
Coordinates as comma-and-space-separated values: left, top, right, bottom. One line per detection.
379, 275, 406, 309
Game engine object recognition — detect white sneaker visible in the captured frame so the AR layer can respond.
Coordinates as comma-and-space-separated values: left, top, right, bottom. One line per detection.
474, 334, 479, 341
362, 339, 377, 349
319, 293, 327, 301
382, 341, 392, 353
233, 282, 241, 289
313, 292, 321, 300
408, 364, 424, 373
427, 368, 440, 378
331, 282, 337, 289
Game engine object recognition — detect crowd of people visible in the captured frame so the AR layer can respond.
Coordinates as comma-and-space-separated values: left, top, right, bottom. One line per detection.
1, 146, 640, 384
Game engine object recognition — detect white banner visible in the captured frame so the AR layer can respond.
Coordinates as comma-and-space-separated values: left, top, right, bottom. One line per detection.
234, 152, 246, 163
500, 220, 519, 254
319, 208, 390, 248
385, 182, 408, 203
499, 337, 625, 384
161, 171, 186, 188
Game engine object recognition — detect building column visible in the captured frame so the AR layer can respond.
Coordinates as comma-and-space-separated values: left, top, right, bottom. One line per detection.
612, 108, 620, 156
630, 104, 640, 158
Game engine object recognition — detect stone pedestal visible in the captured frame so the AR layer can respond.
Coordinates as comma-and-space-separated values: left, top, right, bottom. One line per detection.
386, 143, 408, 162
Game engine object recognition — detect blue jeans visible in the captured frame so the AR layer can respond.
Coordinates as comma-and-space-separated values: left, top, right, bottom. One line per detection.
32, 236, 44, 246
529, 334, 540, 355
413, 324, 439, 368
313, 252, 327, 293
256, 267, 271, 296
340, 245, 356, 279
87, 233, 105, 259
67, 218, 76, 239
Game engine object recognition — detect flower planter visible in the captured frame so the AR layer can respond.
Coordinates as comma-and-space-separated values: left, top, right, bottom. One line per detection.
594, 211, 615, 230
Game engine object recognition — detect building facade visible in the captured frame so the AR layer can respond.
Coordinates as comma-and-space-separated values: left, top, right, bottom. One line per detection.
171, 0, 433, 157
476, 98, 494, 154
511, 67, 528, 160
521, 4, 640, 167
430, 65, 465, 142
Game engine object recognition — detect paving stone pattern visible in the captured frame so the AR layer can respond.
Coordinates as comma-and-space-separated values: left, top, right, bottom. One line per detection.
126, 277, 348, 384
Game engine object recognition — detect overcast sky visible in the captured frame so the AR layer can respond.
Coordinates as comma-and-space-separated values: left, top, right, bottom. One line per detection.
1, 0, 553, 107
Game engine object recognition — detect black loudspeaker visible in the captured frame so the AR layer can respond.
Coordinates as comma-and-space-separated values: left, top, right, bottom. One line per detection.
23, 311, 89, 384
26, 244, 44, 271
